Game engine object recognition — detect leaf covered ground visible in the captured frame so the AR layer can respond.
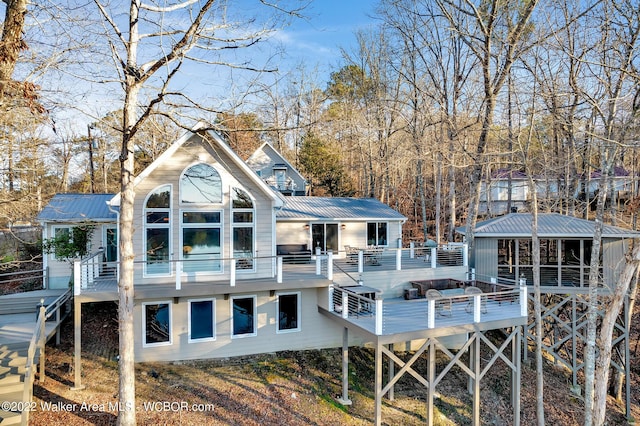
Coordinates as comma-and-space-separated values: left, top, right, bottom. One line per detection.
30, 302, 640, 425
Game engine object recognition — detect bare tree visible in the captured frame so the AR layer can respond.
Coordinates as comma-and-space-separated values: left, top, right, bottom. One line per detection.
91, 1, 303, 423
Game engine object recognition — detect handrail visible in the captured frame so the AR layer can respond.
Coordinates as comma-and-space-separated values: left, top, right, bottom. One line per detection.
20, 288, 71, 425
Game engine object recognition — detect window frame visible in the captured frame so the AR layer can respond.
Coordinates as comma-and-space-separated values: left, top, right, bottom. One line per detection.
180, 162, 223, 205
50, 226, 72, 260
188, 298, 216, 343
276, 291, 301, 334
232, 188, 255, 272
366, 221, 389, 247
142, 301, 172, 348
180, 209, 224, 275
143, 185, 172, 277
231, 295, 257, 338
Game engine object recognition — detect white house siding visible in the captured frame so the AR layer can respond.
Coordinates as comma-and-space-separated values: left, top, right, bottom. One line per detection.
132, 288, 365, 362
131, 135, 276, 286
472, 238, 498, 279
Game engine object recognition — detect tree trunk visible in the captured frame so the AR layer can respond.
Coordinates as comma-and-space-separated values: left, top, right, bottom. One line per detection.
0, 0, 28, 88
593, 241, 640, 425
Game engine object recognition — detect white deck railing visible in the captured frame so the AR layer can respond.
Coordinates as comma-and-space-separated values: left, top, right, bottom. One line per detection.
329, 284, 527, 336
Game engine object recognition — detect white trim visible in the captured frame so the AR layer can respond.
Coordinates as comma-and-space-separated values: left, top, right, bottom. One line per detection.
179, 162, 223, 205
230, 295, 257, 338
275, 291, 301, 334
142, 301, 173, 347
187, 298, 216, 343
143, 184, 173, 277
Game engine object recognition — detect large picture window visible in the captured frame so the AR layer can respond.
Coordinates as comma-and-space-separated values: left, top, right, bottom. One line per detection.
181, 163, 222, 204
145, 185, 171, 275
188, 299, 215, 342
182, 211, 222, 273
277, 292, 300, 333
143, 302, 171, 346
232, 296, 256, 337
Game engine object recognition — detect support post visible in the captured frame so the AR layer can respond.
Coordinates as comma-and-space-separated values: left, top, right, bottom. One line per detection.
315, 247, 322, 275
430, 248, 437, 268
358, 250, 364, 274
327, 250, 333, 280
387, 344, 394, 401
337, 327, 352, 406
375, 299, 383, 335
512, 326, 522, 425
473, 332, 481, 426
38, 303, 46, 383
71, 298, 85, 390
409, 241, 415, 259
230, 259, 236, 287
395, 247, 402, 270
374, 343, 382, 426
427, 338, 435, 426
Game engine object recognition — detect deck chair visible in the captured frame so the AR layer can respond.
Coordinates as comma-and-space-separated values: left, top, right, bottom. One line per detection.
426, 289, 452, 317
465, 286, 487, 314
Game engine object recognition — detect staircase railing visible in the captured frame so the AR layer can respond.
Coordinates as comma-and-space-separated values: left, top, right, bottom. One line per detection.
20, 288, 72, 425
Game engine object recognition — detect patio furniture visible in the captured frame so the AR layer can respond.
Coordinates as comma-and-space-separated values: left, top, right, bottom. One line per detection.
426, 289, 452, 317
276, 244, 312, 263
410, 278, 464, 297
363, 246, 383, 265
344, 245, 359, 263
465, 286, 487, 314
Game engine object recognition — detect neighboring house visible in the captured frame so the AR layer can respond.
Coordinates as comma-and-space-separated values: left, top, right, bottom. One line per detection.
246, 142, 307, 196
478, 169, 529, 215
36, 193, 118, 289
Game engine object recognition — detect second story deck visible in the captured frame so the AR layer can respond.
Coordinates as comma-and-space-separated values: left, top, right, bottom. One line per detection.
72, 243, 469, 302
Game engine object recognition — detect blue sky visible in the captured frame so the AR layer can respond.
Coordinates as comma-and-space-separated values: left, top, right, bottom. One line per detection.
272, 1, 378, 82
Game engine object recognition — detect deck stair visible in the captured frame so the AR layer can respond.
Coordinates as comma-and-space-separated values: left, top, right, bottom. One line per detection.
0, 343, 30, 425
0, 289, 69, 425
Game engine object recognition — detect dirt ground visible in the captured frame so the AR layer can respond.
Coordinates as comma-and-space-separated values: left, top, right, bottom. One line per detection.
29, 302, 640, 425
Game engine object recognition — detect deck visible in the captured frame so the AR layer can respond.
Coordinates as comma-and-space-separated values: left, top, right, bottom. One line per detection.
74, 247, 466, 302
321, 286, 528, 344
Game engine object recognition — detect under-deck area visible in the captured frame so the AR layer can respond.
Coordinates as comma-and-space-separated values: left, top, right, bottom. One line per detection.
320, 284, 528, 426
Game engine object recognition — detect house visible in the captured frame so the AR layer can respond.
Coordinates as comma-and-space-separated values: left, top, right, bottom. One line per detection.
478, 168, 530, 215
37, 128, 530, 426
245, 142, 307, 196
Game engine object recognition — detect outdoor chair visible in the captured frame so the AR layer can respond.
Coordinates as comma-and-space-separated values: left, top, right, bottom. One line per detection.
426, 289, 452, 317
465, 286, 487, 314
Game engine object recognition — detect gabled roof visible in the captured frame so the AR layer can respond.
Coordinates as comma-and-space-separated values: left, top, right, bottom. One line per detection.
246, 142, 307, 183
276, 197, 407, 221
37, 194, 117, 223
457, 213, 640, 238
109, 125, 283, 208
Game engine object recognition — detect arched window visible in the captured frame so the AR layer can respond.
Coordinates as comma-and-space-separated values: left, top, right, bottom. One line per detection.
180, 163, 222, 204
145, 185, 171, 275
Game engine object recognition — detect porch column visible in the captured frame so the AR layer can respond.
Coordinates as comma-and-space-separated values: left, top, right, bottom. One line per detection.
387, 344, 394, 401
337, 327, 352, 405
71, 297, 85, 390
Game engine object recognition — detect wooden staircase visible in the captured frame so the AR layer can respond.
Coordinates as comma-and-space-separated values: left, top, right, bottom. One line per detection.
0, 289, 70, 425
0, 342, 29, 425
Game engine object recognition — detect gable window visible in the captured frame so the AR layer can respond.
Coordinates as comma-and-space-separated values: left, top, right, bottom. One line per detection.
143, 301, 172, 346
277, 292, 300, 333
231, 296, 256, 337
182, 211, 222, 273
181, 163, 222, 204
232, 188, 254, 270
367, 222, 388, 246
188, 299, 215, 342
145, 185, 171, 275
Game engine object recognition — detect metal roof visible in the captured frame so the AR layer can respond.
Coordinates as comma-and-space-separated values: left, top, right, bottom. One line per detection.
37, 193, 117, 223
457, 213, 640, 238
276, 197, 407, 221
